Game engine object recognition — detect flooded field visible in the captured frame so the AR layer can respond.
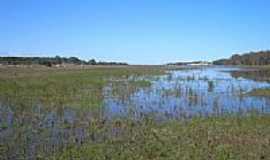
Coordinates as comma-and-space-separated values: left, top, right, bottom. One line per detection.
1, 66, 270, 159
104, 67, 270, 120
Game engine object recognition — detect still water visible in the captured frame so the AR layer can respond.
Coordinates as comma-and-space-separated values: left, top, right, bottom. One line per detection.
104, 67, 270, 119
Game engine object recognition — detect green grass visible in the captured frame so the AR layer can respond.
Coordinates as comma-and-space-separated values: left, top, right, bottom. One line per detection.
51, 115, 270, 160
129, 80, 152, 88
0, 66, 165, 109
246, 88, 270, 97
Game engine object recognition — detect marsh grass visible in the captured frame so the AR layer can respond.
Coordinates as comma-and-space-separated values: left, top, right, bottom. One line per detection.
0, 66, 166, 159
1, 66, 270, 159
246, 88, 270, 97
52, 114, 270, 160
0, 66, 164, 109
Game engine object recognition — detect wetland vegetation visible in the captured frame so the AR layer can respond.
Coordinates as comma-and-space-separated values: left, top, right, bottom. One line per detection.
2, 0, 270, 158
1, 65, 270, 159
247, 88, 270, 97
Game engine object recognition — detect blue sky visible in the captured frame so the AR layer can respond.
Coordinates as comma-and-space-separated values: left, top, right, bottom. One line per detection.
1, 0, 270, 64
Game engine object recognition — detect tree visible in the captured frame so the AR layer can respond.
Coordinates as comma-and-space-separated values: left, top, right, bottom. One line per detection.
88, 59, 96, 65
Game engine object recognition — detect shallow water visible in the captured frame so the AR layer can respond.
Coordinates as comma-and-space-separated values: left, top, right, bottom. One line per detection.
104, 67, 270, 119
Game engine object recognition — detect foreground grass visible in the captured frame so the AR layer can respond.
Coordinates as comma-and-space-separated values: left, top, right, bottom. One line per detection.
51, 115, 270, 160
2, 113, 270, 159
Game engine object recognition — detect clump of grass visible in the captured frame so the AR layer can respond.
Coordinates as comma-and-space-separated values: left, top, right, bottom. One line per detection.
208, 80, 215, 92
130, 80, 152, 88
107, 79, 152, 101
246, 88, 270, 97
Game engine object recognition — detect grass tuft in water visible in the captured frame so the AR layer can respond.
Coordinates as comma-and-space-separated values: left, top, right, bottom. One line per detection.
246, 88, 270, 97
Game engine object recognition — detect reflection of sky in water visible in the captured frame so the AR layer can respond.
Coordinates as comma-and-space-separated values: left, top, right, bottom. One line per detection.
104, 67, 270, 119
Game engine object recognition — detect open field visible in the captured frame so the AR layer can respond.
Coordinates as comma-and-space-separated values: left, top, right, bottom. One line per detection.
0, 65, 270, 159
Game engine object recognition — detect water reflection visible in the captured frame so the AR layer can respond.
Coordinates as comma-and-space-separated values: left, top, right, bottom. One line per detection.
104, 67, 270, 119
231, 68, 270, 82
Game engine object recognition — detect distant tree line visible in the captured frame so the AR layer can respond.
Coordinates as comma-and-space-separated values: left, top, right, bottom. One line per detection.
167, 61, 211, 66
213, 50, 270, 65
0, 56, 128, 66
